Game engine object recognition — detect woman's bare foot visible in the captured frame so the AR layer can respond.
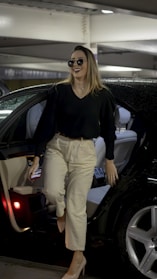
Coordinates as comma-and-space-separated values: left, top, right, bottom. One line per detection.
68, 251, 85, 274
61, 251, 86, 279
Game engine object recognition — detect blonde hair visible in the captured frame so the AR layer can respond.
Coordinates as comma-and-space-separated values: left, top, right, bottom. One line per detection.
60, 45, 106, 94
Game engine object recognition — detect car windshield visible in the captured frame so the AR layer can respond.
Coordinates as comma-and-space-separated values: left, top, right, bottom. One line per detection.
0, 92, 39, 123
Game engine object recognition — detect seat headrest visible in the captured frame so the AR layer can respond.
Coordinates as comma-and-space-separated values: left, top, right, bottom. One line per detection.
115, 106, 131, 127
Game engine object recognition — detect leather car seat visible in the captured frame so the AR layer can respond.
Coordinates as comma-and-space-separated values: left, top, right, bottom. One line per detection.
95, 106, 137, 173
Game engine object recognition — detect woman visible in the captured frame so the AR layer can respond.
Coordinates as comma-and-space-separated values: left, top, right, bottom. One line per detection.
28, 45, 118, 279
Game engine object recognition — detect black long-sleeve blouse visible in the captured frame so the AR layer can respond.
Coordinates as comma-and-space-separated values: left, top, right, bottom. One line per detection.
34, 83, 116, 160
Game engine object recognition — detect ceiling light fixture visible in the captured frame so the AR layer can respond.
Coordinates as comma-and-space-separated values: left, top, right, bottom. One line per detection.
101, 10, 114, 14
0, 16, 12, 27
99, 66, 142, 72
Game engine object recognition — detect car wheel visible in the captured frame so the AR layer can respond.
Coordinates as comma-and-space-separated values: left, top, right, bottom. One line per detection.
114, 199, 157, 279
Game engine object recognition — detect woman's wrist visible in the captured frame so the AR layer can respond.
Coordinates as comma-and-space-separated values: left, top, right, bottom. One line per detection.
33, 156, 40, 163
105, 158, 114, 164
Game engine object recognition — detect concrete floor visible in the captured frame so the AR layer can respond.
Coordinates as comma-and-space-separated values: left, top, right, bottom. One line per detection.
0, 256, 100, 279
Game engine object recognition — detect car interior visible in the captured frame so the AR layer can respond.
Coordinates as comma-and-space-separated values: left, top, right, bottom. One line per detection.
0, 101, 140, 232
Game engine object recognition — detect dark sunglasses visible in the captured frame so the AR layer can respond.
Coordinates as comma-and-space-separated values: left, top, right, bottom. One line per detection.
68, 58, 84, 67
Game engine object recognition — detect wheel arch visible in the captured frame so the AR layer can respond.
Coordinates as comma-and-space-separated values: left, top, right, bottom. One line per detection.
94, 181, 157, 240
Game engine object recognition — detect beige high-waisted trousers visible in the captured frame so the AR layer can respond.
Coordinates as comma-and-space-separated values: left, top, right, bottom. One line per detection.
43, 133, 96, 251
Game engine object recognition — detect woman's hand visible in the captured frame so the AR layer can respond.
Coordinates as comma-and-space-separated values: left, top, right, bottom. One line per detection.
105, 159, 119, 186
28, 156, 40, 181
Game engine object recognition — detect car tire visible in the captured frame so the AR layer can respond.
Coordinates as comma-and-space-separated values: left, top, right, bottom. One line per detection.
114, 197, 157, 279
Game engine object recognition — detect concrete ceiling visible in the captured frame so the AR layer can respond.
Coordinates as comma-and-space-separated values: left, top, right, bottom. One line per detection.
1, 0, 157, 80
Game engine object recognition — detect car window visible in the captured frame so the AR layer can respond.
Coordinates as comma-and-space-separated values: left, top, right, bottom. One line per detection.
0, 92, 40, 123
26, 100, 46, 139
1, 99, 47, 143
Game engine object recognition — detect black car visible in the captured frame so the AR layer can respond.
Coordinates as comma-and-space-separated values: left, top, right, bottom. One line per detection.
0, 80, 157, 279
